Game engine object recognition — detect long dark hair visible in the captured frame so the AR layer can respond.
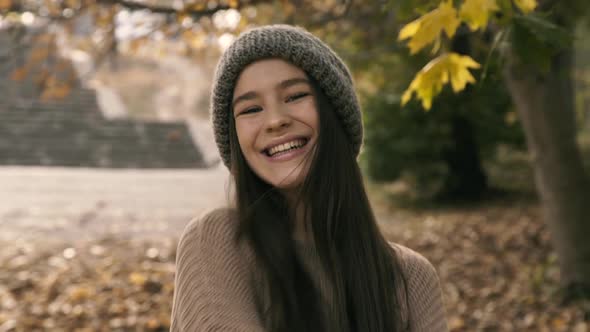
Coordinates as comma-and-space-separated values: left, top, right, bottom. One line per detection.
228, 73, 408, 332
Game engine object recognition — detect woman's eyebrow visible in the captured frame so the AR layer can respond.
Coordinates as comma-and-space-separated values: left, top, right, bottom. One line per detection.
232, 77, 310, 110
232, 91, 257, 110
278, 77, 310, 89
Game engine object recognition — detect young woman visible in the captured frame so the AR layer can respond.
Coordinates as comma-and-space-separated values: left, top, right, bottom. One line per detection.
171, 25, 448, 332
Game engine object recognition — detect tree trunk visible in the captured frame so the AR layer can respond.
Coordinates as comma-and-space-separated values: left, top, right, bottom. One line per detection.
437, 26, 488, 201
440, 113, 488, 201
503, 45, 590, 298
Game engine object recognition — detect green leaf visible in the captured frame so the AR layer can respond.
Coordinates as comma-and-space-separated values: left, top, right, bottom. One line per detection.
510, 17, 552, 72
513, 14, 573, 50
495, 0, 514, 23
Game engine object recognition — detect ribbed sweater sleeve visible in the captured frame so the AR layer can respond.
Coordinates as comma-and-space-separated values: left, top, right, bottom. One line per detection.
170, 208, 265, 332
393, 243, 449, 332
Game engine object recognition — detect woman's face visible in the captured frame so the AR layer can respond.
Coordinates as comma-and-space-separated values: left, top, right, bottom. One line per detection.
232, 58, 318, 192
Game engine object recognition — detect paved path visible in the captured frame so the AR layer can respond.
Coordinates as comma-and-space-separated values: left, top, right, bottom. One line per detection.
0, 164, 230, 242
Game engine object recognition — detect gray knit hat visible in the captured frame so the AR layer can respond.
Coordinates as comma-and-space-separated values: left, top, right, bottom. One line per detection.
210, 24, 362, 168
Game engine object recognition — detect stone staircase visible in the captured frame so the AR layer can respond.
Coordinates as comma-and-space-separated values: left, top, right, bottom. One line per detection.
0, 25, 206, 168
0, 28, 206, 168
0, 94, 205, 168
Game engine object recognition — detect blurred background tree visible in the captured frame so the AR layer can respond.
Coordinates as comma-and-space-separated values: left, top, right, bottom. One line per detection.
395, 0, 590, 300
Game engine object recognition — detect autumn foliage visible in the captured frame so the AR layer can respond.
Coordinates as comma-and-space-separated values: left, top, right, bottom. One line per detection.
398, 0, 538, 110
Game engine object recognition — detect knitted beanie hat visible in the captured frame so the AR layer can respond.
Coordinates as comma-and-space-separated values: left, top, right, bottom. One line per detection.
210, 24, 363, 168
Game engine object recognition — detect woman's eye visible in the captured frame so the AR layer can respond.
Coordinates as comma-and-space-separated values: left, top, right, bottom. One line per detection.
286, 92, 310, 103
240, 106, 262, 115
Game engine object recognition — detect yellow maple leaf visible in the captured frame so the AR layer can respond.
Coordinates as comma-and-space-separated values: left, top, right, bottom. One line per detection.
176, 12, 190, 24
10, 67, 27, 81
29, 47, 50, 63
229, 0, 239, 9
68, 285, 94, 302
402, 52, 481, 110
187, 3, 205, 11
514, 0, 537, 13
398, 0, 461, 54
129, 272, 148, 286
40, 84, 72, 101
64, 0, 79, 8
460, 0, 499, 31
0, 0, 12, 10
182, 30, 206, 49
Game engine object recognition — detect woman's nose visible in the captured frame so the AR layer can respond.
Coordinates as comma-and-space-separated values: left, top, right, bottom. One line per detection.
264, 105, 291, 132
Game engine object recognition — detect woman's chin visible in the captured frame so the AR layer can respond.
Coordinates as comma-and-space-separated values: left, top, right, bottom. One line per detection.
274, 179, 302, 192
269, 174, 305, 193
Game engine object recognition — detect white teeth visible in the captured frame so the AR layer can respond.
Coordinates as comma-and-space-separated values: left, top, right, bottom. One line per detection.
267, 139, 306, 156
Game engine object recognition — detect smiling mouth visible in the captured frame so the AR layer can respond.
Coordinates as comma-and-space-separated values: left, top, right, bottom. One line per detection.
264, 138, 309, 157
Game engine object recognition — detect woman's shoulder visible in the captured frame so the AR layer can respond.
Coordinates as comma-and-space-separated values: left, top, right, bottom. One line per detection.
171, 207, 265, 331
180, 207, 239, 241
388, 242, 448, 331
387, 241, 441, 288
176, 207, 241, 256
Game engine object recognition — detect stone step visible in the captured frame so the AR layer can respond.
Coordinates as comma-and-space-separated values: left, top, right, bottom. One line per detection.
0, 156, 202, 168
0, 149, 203, 168
0, 132, 197, 150
0, 78, 205, 168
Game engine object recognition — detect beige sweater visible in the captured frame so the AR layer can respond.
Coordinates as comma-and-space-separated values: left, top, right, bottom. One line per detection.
170, 208, 448, 332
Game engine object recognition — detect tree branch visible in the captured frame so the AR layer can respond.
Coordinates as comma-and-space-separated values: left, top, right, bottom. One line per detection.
4, 0, 270, 21
95, 0, 267, 19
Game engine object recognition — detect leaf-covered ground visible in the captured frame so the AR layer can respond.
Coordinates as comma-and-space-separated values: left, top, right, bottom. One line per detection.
1, 195, 588, 331
378, 196, 590, 332
0, 236, 177, 332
